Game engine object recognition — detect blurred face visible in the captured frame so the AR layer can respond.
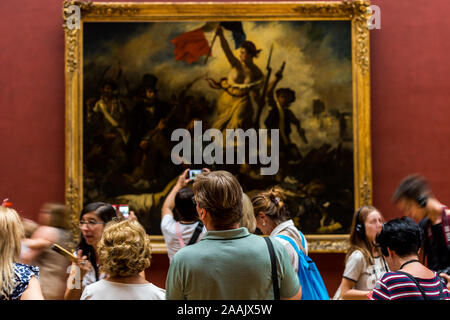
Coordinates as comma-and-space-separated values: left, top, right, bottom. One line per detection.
278, 93, 292, 107
145, 88, 155, 100
396, 199, 425, 222
364, 210, 384, 243
38, 210, 51, 226
102, 84, 112, 97
239, 48, 250, 63
79, 212, 105, 248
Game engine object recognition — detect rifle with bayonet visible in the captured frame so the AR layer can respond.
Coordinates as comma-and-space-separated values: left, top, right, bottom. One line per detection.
255, 44, 273, 129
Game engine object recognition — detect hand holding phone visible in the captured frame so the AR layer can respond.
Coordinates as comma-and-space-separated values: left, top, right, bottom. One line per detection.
118, 205, 129, 219
112, 204, 130, 219
75, 249, 93, 275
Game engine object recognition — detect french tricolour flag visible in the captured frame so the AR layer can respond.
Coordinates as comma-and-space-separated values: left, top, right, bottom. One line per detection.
171, 22, 246, 64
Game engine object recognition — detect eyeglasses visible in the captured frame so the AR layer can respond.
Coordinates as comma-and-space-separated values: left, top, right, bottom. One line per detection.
79, 220, 105, 228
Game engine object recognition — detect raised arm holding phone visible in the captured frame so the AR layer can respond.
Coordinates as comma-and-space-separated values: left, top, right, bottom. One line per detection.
160, 168, 208, 262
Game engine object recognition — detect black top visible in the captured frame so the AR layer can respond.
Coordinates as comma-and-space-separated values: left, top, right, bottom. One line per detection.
419, 217, 450, 273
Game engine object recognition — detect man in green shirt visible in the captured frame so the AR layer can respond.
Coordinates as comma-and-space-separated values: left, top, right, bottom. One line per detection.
165, 170, 301, 300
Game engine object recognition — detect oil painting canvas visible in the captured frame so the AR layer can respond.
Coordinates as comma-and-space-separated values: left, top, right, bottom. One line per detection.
82, 20, 354, 236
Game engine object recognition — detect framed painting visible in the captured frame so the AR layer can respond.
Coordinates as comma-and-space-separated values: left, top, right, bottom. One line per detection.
63, 1, 373, 253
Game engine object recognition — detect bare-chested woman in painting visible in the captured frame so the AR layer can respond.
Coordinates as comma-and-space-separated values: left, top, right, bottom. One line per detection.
211, 25, 264, 132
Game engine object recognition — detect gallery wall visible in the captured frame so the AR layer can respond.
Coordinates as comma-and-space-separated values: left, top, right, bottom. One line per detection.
0, 0, 449, 296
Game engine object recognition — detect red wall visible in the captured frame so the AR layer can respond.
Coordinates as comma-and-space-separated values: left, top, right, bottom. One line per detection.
1, 0, 449, 297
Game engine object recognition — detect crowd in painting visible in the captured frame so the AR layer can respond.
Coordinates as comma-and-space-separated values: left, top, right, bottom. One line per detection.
1, 172, 449, 300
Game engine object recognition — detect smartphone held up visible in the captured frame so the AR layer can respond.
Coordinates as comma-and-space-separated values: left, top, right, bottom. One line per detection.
188, 169, 202, 180
51, 243, 77, 263
112, 204, 129, 219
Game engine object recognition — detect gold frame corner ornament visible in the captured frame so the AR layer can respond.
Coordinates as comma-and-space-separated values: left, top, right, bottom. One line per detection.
64, 1, 372, 253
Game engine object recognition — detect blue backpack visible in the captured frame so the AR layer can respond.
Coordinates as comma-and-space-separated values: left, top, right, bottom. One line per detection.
276, 234, 329, 300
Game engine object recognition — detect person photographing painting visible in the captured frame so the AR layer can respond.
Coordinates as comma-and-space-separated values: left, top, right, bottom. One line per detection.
165, 170, 301, 300
160, 168, 207, 262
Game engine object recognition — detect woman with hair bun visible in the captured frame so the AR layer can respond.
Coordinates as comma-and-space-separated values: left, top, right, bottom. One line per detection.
81, 219, 165, 300
251, 186, 308, 274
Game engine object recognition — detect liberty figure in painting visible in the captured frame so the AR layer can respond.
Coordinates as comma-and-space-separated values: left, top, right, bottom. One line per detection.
211, 26, 264, 132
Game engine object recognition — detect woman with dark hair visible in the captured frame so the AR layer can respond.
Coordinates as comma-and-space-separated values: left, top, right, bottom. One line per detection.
211, 26, 264, 132
333, 206, 388, 300
64, 202, 117, 300
371, 217, 450, 300
161, 169, 206, 262
392, 174, 450, 276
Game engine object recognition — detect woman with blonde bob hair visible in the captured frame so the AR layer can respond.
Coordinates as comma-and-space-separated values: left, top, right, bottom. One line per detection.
80, 219, 165, 300
0, 206, 43, 300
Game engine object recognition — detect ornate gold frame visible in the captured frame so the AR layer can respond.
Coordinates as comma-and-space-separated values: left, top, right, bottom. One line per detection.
63, 1, 372, 253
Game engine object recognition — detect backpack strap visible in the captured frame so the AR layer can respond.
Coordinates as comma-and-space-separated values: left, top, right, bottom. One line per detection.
264, 237, 280, 300
175, 222, 186, 248
276, 234, 303, 257
299, 232, 307, 254
176, 221, 204, 248
187, 221, 204, 245
396, 271, 428, 300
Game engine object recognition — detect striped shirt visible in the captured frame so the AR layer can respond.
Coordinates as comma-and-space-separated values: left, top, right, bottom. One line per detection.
371, 271, 450, 300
